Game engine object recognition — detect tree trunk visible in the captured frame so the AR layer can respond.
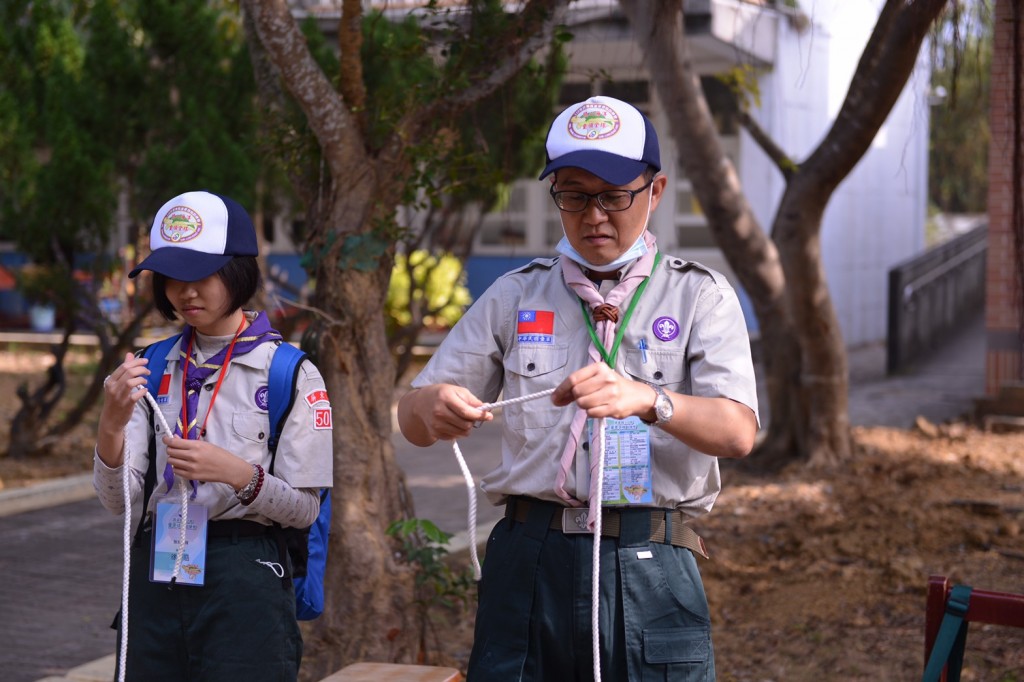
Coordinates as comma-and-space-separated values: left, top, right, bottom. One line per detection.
7, 333, 70, 458
772, 186, 851, 467
240, 0, 570, 671
301, 233, 418, 675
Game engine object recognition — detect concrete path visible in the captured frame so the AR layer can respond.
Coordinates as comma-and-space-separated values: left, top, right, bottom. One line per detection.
0, 314, 986, 682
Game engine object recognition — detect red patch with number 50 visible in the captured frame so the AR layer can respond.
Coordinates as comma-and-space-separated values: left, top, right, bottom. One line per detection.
314, 407, 332, 430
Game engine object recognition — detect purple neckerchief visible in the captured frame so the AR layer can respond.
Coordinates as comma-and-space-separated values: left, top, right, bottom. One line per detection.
162, 311, 283, 494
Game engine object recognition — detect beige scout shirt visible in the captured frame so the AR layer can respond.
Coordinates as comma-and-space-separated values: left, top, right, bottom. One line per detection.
412, 251, 759, 517
95, 335, 333, 527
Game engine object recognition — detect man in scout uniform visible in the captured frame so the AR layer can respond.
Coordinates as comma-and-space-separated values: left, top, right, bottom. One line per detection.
398, 96, 759, 680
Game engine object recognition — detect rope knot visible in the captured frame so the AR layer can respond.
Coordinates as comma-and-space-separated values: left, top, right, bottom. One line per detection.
592, 303, 620, 323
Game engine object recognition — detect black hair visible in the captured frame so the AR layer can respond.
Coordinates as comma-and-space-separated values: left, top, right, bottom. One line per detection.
152, 256, 262, 322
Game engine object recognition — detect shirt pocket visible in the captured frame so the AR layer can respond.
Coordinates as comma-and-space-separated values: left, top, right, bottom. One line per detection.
231, 411, 271, 451
502, 344, 569, 429
623, 348, 688, 390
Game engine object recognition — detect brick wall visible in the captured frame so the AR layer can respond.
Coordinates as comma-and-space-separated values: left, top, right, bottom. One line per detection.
985, 0, 1024, 393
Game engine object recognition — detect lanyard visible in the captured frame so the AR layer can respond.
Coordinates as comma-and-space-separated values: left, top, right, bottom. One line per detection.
180, 315, 246, 440
578, 252, 662, 367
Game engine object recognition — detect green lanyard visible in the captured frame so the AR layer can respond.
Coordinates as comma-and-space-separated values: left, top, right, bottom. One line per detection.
578, 252, 662, 367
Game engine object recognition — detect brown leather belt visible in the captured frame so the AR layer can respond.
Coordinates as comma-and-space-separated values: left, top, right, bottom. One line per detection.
505, 498, 709, 559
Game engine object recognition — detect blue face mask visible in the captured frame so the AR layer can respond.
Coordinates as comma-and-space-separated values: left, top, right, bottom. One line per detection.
555, 187, 653, 272
556, 232, 648, 272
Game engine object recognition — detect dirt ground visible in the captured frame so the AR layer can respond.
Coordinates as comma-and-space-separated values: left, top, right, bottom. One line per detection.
2, 350, 1022, 680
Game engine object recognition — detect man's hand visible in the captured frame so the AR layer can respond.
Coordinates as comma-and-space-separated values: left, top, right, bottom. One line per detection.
397, 384, 494, 446
552, 361, 656, 421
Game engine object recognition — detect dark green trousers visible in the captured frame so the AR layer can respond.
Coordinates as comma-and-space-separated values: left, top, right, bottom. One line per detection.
114, 526, 302, 681
467, 498, 714, 682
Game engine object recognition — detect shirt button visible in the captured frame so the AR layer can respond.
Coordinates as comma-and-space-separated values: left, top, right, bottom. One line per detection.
204, 384, 214, 391
582, 442, 589, 451
653, 371, 663, 380
526, 362, 536, 372
258, 432, 265, 440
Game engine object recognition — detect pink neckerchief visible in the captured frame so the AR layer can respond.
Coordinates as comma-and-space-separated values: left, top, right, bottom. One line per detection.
556, 231, 658, 528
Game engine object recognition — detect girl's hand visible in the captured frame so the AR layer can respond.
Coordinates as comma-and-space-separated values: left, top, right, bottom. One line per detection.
98, 352, 151, 435
163, 436, 254, 490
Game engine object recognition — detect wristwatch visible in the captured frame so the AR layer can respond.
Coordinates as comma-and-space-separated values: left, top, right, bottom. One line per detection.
641, 383, 674, 426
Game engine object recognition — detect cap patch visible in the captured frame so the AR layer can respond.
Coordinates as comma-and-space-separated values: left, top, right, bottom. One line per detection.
569, 102, 621, 141
160, 206, 203, 244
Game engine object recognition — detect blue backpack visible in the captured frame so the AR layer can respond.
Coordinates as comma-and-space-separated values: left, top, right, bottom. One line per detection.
140, 335, 331, 620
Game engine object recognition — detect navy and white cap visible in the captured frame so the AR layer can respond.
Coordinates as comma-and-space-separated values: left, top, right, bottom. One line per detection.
129, 191, 258, 282
539, 96, 661, 186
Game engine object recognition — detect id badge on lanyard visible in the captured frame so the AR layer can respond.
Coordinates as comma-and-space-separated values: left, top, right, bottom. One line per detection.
577, 416, 655, 505
150, 499, 209, 586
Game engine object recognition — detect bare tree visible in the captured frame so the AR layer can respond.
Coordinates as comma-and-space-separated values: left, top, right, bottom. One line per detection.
619, 0, 951, 468
239, 0, 568, 674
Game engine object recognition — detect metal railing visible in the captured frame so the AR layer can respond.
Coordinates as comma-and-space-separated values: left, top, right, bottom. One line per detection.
886, 223, 987, 374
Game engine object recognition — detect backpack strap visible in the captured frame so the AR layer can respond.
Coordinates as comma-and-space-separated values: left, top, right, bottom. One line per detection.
922, 584, 973, 682
264, 341, 308, 587
266, 341, 307, 466
135, 334, 181, 546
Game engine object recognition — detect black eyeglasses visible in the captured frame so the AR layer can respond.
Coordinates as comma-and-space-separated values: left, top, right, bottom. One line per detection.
549, 177, 654, 213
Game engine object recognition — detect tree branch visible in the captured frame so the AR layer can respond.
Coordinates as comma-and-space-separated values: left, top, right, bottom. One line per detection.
800, 0, 948, 196
338, 0, 366, 133
240, 0, 366, 183
737, 108, 797, 180
391, 0, 569, 154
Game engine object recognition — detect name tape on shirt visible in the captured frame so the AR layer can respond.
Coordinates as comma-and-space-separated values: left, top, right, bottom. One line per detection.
517, 310, 554, 344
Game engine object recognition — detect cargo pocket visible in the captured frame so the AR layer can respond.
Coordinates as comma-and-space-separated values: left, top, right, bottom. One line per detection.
502, 345, 568, 429
642, 627, 712, 681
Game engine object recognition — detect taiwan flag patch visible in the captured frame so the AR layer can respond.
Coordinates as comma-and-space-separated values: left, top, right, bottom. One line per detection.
156, 373, 172, 404
517, 310, 554, 344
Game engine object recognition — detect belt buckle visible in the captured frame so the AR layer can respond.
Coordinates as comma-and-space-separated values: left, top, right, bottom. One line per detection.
561, 508, 592, 534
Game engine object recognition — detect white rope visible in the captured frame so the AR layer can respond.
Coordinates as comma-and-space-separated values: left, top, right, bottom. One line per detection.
591, 417, 606, 682
118, 435, 131, 682
452, 385, 604, 680
118, 391, 188, 682
141, 393, 188, 585
453, 387, 554, 580
451, 441, 481, 581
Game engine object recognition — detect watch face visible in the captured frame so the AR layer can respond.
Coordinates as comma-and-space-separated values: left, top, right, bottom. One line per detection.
655, 393, 673, 423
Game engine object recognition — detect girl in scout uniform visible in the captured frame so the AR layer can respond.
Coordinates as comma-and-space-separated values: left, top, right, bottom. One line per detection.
93, 191, 333, 680
398, 97, 759, 680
